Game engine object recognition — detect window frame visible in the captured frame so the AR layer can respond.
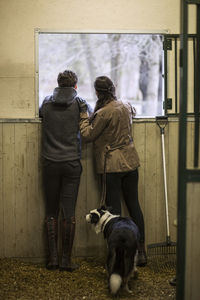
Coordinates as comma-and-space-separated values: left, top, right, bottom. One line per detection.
35, 28, 169, 119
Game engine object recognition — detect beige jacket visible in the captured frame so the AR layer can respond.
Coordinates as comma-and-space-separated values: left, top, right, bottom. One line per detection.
80, 100, 140, 174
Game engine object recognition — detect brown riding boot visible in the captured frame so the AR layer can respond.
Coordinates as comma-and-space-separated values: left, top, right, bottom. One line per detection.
137, 241, 147, 267
45, 217, 59, 270
59, 216, 79, 272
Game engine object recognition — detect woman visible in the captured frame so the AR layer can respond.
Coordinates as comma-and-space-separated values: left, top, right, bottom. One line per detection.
79, 76, 147, 266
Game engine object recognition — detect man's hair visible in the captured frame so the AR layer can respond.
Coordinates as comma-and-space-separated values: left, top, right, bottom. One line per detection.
57, 70, 78, 87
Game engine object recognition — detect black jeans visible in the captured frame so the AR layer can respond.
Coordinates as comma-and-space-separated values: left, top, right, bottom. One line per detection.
42, 159, 82, 221
105, 169, 145, 242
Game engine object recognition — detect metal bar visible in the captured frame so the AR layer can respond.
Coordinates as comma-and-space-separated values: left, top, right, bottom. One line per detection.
177, 0, 188, 299
175, 38, 178, 113
164, 36, 168, 115
194, 6, 200, 167
161, 130, 170, 237
37, 28, 170, 34
34, 29, 39, 118
164, 33, 197, 38
156, 123, 170, 239
187, 0, 200, 4
186, 169, 200, 181
167, 112, 200, 117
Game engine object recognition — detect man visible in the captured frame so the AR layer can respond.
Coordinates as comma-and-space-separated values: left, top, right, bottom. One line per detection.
40, 70, 90, 271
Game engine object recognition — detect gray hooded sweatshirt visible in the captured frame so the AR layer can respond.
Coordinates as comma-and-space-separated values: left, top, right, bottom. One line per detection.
39, 87, 81, 162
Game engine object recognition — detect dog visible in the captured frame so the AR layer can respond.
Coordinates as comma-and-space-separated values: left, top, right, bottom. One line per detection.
86, 206, 139, 295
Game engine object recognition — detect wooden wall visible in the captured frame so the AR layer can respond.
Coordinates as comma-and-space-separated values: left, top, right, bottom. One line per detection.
1, 118, 200, 300
0, 119, 199, 262
0, 122, 43, 258
0, 119, 180, 259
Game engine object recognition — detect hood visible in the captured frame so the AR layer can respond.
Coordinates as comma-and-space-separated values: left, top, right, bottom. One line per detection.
52, 87, 77, 106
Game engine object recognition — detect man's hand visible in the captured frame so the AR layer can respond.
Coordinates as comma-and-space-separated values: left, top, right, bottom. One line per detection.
77, 97, 93, 116
77, 98, 88, 113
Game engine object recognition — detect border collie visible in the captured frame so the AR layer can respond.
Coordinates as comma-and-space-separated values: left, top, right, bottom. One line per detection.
86, 206, 139, 295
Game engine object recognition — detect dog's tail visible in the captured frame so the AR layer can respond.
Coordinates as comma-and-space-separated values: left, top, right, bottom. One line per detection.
109, 273, 122, 295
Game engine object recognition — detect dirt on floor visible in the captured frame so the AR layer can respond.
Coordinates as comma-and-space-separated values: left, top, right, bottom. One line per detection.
0, 257, 176, 300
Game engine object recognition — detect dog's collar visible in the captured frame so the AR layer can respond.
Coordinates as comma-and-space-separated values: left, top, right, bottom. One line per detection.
94, 212, 120, 234
101, 215, 120, 232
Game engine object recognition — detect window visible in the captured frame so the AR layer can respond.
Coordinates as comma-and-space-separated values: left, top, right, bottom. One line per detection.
37, 32, 164, 117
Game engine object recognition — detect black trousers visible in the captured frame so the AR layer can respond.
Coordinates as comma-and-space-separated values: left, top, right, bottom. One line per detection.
42, 159, 82, 220
105, 169, 145, 242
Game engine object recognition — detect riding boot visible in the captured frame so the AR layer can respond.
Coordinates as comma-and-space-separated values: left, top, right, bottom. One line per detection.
59, 216, 79, 272
137, 241, 147, 267
45, 216, 59, 270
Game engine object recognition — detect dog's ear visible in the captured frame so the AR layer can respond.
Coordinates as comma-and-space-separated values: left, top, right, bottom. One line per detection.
99, 205, 113, 213
100, 205, 107, 211
106, 206, 113, 213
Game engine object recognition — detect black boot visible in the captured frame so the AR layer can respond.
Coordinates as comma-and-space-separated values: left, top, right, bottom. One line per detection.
59, 216, 79, 272
137, 241, 147, 267
45, 217, 59, 270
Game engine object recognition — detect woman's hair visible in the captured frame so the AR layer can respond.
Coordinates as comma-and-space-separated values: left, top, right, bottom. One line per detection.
57, 70, 78, 87
93, 76, 117, 112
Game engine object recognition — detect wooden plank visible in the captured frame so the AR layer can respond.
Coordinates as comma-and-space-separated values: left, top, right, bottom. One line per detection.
70, 142, 87, 256
15, 124, 28, 257
37, 124, 46, 257
2, 124, 16, 257
185, 183, 200, 300
133, 122, 147, 246
188, 120, 200, 169
144, 122, 158, 245
76, 142, 105, 256
26, 123, 42, 257
187, 40, 194, 113
186, 121, 193, 169
86, 142, 106, 254
0, 124, 4, 256
133, 122, 146, 216
168, 121, 178, 241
